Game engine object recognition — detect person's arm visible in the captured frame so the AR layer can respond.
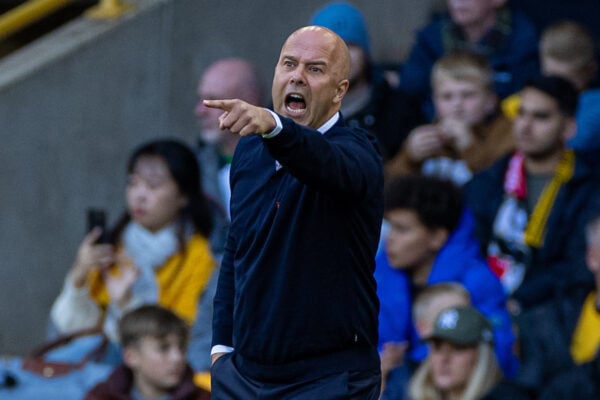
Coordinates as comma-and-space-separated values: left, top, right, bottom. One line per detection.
50, 229, 113, 334
263, 116, 382, 201
203, 98, 382, 202
188, 268, 220, 372
211, 226, 237, 365
50, 277, 102, 334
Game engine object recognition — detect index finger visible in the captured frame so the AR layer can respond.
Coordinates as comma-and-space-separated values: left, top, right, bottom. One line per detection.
203, 99, 235, 111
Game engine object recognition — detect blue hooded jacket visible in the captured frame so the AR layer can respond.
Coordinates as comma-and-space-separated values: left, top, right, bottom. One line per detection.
376, 209, 518, 377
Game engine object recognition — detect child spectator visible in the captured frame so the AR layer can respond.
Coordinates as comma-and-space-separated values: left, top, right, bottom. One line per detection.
399, 0, 539, 120
84, 304, 209, 400
386, 51, 514, 185
376, 175, 516, 399
408, 306, 502, 400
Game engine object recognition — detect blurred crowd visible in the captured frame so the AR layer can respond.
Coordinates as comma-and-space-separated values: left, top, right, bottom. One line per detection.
6, 1, 600, 399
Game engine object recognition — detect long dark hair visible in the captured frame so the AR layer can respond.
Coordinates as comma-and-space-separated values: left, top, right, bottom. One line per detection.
111, 138, 213, 246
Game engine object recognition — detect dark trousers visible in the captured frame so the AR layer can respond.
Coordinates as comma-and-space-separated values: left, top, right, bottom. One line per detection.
211, 353, 381, 400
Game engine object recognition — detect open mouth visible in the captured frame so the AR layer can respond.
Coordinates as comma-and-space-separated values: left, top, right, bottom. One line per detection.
285, 93, 307, 115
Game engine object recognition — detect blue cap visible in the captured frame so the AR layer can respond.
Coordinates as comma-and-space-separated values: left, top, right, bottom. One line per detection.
309, 2, 370, 55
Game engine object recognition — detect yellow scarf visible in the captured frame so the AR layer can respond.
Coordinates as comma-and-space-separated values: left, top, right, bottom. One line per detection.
524, 150, 575, 248
570, 292, 600, 364
89, 234, 215, 325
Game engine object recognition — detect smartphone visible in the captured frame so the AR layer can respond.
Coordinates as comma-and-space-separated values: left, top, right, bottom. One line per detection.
86, 208, 109, 244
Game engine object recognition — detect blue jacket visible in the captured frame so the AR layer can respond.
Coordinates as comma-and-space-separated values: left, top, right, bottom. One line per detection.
465, 152, 600, 309
400, 7, 539, 120
376, 210, 518, 377
212, 114, 384, 381
568, 89, 600, 152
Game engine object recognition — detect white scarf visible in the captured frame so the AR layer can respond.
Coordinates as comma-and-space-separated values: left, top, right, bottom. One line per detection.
104, 221, 179, 342
122, 221, 179, 303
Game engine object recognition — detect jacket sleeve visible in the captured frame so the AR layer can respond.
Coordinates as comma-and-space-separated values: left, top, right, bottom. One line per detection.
263, 117, 383, 202
188, 268, 219, 372
212, 233, 235, 348
50, 278, 102, 335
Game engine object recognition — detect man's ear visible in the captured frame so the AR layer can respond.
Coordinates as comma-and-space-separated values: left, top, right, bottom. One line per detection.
429, 228, 449, 252
123, 346, 139, 369
563, 118, 577, 140
333, 79, 349, 104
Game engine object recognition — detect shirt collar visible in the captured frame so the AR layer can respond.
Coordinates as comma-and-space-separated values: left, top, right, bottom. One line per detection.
317, 112, 340, 134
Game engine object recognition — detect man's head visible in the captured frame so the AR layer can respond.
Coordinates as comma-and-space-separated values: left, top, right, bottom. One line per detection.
513, 76, 578, 161
195, 58, 263, 152
309, 2, 371, 87
120, 305, 189, 396
540, 21, 597, 91
384, 176, 463, 274
432, 51, 497, 125
447, 0, 506, 29
271, 26, 350, 129
413, 282, 471, 338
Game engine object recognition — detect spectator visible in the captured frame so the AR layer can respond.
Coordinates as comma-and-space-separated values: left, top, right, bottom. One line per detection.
408, 306, 502, 400
84, 304, 209, 400
207, 26, 383, 399
376, 175, 516, 399
193, 57, 264, 257
502, 20, 600, 153
50, 139, 216, 363
386, 51, 513, 185
465, 76, 600, 314
515, 213, 600, 397
400, 0, 539, 121
381, 282, 471, 398
309, 1, 425, 161
189, 58, 264, 378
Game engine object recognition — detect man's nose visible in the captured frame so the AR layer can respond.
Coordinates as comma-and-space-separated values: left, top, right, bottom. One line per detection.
290, 69, 306, 85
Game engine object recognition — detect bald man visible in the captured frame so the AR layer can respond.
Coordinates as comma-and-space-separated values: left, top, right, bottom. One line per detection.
208, 26, 383, 399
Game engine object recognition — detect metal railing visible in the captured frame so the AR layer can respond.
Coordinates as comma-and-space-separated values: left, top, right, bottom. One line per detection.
0, 0, 133, 41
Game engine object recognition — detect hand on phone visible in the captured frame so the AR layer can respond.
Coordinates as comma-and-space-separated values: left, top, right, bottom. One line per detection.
87, 208, 109, 244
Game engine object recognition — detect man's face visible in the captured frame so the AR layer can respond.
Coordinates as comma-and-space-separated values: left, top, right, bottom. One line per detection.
541, 57, 589, 92
434, 78, 495, 125
447, 0, 502, 27
271, 27, 349, 129
124, 334, 186, 395
513, 88, 572, 160
384, 209, 442, 271
195, 67, 231, 145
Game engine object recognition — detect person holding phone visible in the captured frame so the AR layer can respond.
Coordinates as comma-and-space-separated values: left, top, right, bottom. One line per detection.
50, 139, 217, 360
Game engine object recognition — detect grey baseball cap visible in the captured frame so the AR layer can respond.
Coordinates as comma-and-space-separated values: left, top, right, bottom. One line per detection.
424, 305, 494, 346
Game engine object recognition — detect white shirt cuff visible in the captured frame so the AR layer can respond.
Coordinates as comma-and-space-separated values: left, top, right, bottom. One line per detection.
262, 110, 282, 138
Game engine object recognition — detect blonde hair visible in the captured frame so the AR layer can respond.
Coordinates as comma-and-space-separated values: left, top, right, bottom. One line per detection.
413, 282, 471, 324
408, 341, 502, 400
431, 51, 494, 92
540, 21, 596, 70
